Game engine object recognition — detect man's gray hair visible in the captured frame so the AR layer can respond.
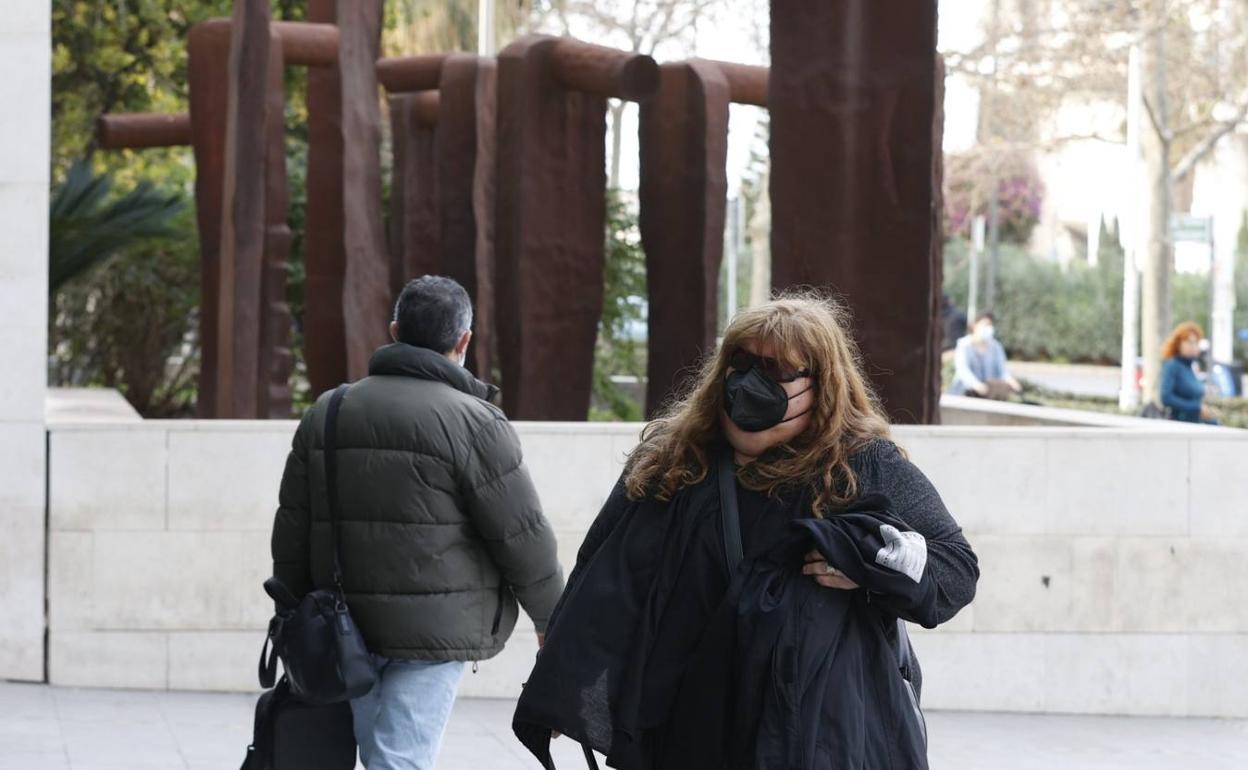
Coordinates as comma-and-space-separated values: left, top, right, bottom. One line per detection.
392, 275, 473, 353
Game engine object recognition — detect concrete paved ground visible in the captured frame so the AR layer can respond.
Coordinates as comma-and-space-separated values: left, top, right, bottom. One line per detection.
2, 682, 1245, 769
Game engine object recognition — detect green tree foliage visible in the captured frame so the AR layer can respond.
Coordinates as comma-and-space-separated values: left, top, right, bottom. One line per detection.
591, 191, 647, 421
51, 0, 232, 181
944, 229, 1211, 365
385, 0, 533, 55
49, 160, 182, 294
50, 206, 201, 417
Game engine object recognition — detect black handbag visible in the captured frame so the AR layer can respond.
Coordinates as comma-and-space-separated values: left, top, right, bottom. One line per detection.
260, 383, 376, 705
240, 676, 356, 770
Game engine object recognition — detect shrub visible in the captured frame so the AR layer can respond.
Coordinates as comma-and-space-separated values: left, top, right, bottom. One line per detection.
49, 207, 200, 417
944, 236, 1211, 365
944, 150, 1044, 245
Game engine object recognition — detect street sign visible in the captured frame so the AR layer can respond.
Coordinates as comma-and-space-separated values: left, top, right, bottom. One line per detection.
1170, 214, 1213, 243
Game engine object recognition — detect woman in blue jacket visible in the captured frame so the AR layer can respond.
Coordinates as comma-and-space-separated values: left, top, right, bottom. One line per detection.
1160, 321, 1218, 424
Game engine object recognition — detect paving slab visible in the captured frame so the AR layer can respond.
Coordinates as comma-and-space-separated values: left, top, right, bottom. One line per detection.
0, 683, 1244, 769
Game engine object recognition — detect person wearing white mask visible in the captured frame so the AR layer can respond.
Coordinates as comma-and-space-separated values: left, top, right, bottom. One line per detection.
948, 311, 1022, 398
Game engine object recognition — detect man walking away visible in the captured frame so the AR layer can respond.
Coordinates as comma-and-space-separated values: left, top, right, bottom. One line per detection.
270, 275, 564, 770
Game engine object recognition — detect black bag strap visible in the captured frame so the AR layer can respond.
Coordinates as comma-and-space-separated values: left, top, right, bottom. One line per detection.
717, 444, 744, 577
325, 384, 350, 595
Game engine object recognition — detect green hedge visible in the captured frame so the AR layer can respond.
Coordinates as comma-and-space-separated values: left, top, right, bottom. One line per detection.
943, 237, 1215, 365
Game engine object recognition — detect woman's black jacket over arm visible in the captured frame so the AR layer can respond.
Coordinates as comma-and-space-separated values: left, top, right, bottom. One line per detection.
513, 439, 979, 770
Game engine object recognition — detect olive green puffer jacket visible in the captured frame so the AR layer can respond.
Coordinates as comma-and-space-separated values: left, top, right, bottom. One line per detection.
270, 343, 564, 661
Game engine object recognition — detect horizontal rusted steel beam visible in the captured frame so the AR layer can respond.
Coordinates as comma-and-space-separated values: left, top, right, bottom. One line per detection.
550, 38, 658, 101
96, 112, 192, 149
376, 54, 447, 93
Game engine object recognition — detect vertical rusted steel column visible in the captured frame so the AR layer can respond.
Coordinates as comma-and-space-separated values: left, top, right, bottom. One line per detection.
337, 0, 391, 381
217, 0, 272, 418
769, 0, 942, 424
436, 54, 494, 380
470, 59, 498, 382
103, 17, 335, 417
387, 91, 441, 293
378, 53, 498, 380
638, 60, 731, 416
258, 31, 294, 418
303, 0, 348, 397
496, 36, 658, 419
187, 19, 231, 417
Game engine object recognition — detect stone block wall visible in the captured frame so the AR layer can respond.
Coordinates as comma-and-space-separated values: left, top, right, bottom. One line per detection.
0, 2, 51, 681
45, 419, 1248, 717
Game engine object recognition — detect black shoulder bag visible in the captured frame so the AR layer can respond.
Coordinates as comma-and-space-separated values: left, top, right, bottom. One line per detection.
259, 384, 376, 705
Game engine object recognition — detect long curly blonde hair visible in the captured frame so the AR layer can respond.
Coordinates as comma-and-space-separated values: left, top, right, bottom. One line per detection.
624, 291, 893, 517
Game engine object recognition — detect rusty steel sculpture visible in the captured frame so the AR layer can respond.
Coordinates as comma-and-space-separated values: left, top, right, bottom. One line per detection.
495, 35, 659, 420
98, 14, 340, 418
93, 0, 943, 424
638, 59, 767, 416
769, 0, 943, 423
377, 52, 500, 381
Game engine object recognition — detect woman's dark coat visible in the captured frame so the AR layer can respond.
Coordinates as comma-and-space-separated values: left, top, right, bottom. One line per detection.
1160, 355, 1206, 422
513, 439, 979, 770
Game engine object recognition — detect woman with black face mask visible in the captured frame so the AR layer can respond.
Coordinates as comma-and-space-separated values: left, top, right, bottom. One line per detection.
514, 293, 979, 770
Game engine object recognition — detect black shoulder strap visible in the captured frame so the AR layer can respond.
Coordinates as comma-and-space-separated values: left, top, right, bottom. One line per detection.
325, 384, 350, 593
717, 444, 744, 577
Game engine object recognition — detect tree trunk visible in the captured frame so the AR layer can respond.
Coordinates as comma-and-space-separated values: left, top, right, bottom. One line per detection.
1140, 11, 1171, 405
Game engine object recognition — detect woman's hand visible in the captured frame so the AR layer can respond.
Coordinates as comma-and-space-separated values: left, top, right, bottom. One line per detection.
802, 550, 860, 590
1200, 404, 1217, 420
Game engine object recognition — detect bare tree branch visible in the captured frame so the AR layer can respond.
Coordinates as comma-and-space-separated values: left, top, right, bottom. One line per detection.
1170, 107, 1248, 184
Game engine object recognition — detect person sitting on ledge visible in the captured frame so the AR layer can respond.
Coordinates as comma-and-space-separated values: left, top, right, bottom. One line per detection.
948, 311, 1022, 400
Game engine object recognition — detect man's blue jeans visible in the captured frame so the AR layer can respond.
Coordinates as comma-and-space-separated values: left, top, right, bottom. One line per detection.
350, 655, 465, 770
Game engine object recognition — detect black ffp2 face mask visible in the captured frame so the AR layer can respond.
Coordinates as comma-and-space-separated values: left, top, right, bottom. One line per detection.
723, 367, 812, 433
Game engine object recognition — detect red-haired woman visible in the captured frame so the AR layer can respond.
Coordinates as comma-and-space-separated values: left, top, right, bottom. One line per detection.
1160, 322, 1218, 424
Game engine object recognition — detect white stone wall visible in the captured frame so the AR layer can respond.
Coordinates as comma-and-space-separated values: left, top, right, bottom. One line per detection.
0, 3, 50, 681
46, 419, 1248, 717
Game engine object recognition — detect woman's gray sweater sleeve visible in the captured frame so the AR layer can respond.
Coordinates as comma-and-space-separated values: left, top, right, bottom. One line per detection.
853, 440, 979, 626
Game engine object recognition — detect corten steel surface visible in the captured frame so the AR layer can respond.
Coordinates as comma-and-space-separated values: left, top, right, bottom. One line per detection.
187, 19, 231, 417
337, 0, 392, 381
437, 54, 494, 380
549, 38, 659, 100
188, 16, 330, 416
259, 32, 295, 418
769, 0, 942, 424
381, 53, 496, 380
376, 54, 446, 93
700, 59, 768, 106
97, 14, 343, 415
96, 113, 191, 149
216, 0, 273, 418
304, 0, 349, 398
496, 36, 658, 419
379, 53, 496, 379
470, 60, 499, 383
639, 60, 731, 416
269, 20, 339, 66
388, 92, 440, 296
928, 57, 946, 414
